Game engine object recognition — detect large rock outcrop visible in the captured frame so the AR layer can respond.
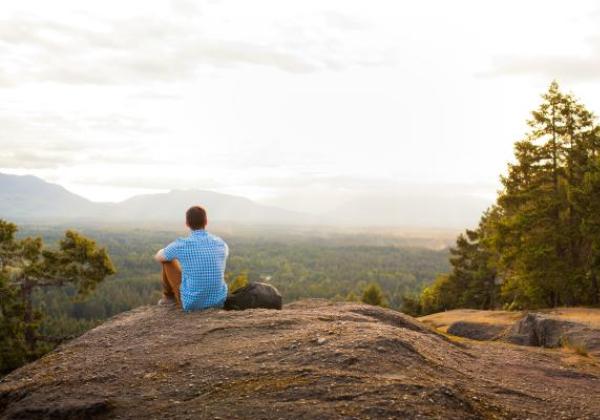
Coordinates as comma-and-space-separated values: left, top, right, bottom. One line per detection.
502, 313, 600, 354
1, 300, 599, 419
442, 312, 600, 358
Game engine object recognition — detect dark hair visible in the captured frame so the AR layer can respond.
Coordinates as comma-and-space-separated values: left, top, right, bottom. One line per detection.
186, 206, 207, 230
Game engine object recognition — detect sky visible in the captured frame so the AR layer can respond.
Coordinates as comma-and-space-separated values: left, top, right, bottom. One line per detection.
2, 0, 600, 214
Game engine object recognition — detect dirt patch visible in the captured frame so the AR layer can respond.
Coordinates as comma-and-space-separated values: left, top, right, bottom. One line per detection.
1, 300, 599, 419
419, 309, 521, 333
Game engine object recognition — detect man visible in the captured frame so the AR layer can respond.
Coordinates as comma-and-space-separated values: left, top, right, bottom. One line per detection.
154, 206, 229, 311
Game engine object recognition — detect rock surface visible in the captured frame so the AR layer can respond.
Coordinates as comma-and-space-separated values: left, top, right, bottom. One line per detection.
502, 313, 600, 354
446, 321, 506, 341
440, 312, 600, 357
1, 300, 600, 419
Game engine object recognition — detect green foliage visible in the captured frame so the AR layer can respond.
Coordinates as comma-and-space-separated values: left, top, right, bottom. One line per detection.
415, 81, 600, 314
361, 282, 387, 307
399, 293, 421, 316
0, 220, 115, 375
0, 272, 27, 375
345, 291, 359, 302
228, 271, 249, 293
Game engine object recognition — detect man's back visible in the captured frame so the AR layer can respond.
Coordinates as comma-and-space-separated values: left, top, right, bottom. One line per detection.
163, 229, 228, 311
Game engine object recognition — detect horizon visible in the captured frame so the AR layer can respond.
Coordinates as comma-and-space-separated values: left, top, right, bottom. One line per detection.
2, 1, 600, 216
0, 171, 486, 230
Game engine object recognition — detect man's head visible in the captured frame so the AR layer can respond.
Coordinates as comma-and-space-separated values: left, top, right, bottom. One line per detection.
186, 206, 207, 230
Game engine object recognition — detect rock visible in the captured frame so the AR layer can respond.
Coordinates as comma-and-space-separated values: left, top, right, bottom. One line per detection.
502, 313, 600, 354
447, 321, 507, 341
223, 282, 282, 310
1, 397, 110, 420
1, 301, 599, 419
502, 313, 565, 347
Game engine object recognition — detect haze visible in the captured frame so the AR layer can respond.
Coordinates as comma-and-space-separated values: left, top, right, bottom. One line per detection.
2, 0, 600, 217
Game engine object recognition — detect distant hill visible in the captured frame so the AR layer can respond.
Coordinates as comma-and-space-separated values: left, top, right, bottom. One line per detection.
0, 172, 490, 228
0, 173, 100, 221
0, 173, 308, 225
108, 189, 309, 225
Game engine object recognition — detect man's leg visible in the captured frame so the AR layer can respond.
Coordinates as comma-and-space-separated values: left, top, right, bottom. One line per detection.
161, 260, 182, 307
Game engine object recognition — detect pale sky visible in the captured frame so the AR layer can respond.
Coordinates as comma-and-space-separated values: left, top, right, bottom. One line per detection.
2, 0, 600, 213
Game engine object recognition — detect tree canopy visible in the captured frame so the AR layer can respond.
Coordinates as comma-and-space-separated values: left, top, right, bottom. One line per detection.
0, 220, 115, 374
408, 82, 600, 315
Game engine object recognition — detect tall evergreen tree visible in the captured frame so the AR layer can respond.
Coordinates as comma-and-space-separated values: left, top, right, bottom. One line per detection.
495, 82, 597, 307
417, 82, 600, 312
0, 219, 115, 372
416, 210, 499, 315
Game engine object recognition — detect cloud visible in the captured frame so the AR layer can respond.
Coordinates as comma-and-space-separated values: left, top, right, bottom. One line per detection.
0, 8, 386, 87
0, 111, 168, 169
484, 34, 600, 82
0, 150, 74, 169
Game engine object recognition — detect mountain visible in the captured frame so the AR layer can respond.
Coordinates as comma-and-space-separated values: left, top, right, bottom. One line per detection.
0, 173, 308, 226
1, 300, 598, 419
0, 173, 490, 228
0, 173, 100, 221
108, 189, 309, 225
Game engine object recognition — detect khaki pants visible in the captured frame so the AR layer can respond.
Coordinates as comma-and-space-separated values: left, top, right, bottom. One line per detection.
161, 261, 182, 307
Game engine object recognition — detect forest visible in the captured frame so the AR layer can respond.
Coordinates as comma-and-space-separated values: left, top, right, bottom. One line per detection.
406, 82, 600, 315
1, 223, 449, 374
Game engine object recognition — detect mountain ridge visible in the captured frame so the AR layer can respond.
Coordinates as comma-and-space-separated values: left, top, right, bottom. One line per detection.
0, 172, 490, 228
0, 173, 309, 226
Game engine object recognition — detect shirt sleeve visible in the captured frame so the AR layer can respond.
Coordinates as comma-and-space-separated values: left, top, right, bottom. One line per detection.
162, 239, 183, 261
224, 241, 229, 258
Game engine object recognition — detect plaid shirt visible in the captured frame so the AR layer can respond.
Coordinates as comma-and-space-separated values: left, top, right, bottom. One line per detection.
163, 229, 229, 311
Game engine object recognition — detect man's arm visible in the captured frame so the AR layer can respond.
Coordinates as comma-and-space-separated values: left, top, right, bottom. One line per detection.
154, 248, 167, 263
156, 239, 181, 263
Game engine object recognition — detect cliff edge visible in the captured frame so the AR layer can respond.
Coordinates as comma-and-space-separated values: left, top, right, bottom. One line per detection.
1, 300, 599, 419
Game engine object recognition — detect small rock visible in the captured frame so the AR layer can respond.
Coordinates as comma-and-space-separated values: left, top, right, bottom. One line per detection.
317, 337, 327, 345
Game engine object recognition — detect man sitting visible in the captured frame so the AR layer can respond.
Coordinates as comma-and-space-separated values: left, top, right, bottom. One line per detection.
154, 205, 229, 311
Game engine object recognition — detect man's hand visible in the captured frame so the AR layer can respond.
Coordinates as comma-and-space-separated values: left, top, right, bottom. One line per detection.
154, 249, 167, 263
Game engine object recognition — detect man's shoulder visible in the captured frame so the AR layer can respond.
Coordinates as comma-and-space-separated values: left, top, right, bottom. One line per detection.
174, 236, 192, 245
206, 232, 227, 246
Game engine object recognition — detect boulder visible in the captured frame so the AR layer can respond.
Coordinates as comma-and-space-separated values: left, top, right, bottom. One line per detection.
447, 321, 506, 341
224, 281, 282, 310
502, 313, 600, 354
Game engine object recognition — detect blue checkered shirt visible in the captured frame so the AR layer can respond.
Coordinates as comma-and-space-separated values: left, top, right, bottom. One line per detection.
163, 229, 229, 311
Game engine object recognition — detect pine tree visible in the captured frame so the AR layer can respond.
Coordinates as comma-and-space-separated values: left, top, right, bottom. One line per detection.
0, 272, 27, 374
417, 82, 600, 312
361, 282, 387, 307
449, 209, 499, 309
0, 219, 115, 371
495, 82, 597, 307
